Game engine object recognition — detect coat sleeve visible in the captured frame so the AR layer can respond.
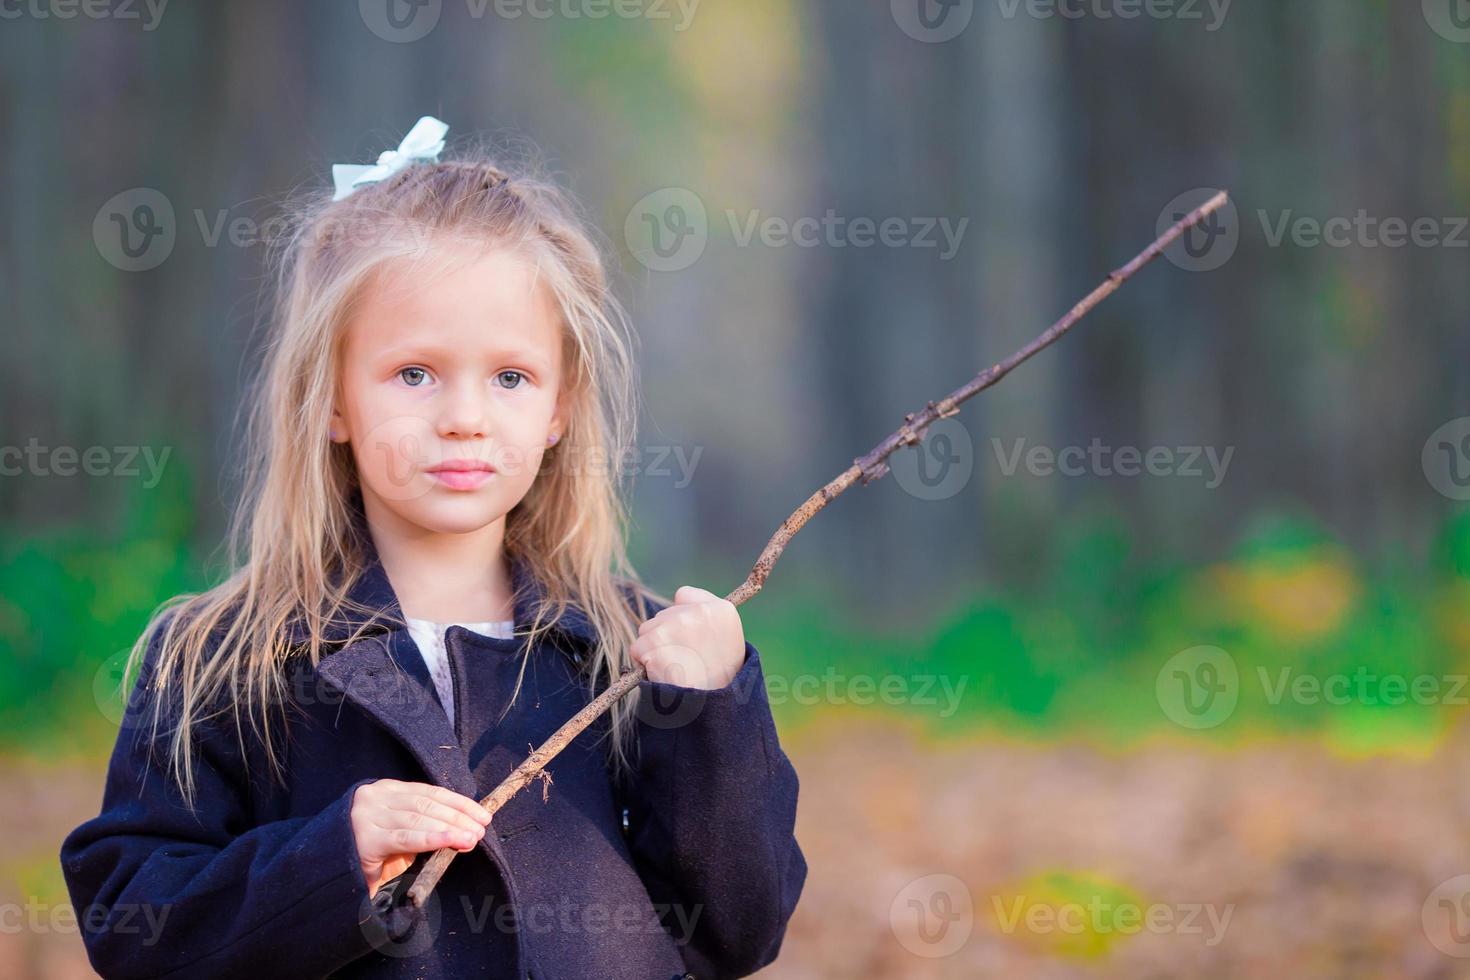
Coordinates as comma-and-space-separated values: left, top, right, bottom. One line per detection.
58, 612, 424, 980
615, 596, 808, 979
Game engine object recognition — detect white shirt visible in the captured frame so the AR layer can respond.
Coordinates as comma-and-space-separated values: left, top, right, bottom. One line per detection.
404, 616, 515, 728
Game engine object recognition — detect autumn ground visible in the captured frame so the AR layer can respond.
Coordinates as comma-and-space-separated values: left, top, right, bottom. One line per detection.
7, 717, 1470, 979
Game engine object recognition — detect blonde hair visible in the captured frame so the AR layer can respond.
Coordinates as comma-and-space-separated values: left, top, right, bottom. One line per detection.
130, 142, 667, 809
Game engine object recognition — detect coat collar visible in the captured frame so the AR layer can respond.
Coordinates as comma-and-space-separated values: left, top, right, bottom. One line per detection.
284, 492, 598, 652
301, 492, 600, 804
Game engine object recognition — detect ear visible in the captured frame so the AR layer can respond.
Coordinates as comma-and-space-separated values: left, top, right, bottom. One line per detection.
329, 406, 350, 444
548, 393, 568, 444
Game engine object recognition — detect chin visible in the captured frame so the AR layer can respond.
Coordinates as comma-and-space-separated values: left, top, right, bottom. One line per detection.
364, 484, 506, 536
410, 497, 508, 535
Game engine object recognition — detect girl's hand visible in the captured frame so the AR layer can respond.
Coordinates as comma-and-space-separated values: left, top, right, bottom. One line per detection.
629, 586, 746, 691
349, 778, 492, 899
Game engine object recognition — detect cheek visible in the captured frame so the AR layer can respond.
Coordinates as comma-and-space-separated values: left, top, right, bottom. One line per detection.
345, 389, 437, 486
490, 441, 546, 482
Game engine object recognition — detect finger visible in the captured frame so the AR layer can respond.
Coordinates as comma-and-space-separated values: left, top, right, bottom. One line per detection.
374, 822, 482, 855
375, 810, 486, 841
398, 782, 493, 825
640, 650, 702, 687
629, 630, 682, 666
384, 791, 489, 836
673, 585, 719, 605
357, 777, 402, 802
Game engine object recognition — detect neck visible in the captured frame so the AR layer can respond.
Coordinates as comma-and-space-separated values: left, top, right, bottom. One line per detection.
359, 491, 515, 623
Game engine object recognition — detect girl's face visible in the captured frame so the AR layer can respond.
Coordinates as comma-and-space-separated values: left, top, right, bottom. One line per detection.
332, 246, 567, 537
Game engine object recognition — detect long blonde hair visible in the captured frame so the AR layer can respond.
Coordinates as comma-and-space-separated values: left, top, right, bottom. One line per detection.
130, 142, 667, 809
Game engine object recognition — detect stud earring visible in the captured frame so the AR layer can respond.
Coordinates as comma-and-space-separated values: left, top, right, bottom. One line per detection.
547, 433, 560, 446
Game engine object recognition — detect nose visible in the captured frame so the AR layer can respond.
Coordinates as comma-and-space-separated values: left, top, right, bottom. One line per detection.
436, 378, 488, 440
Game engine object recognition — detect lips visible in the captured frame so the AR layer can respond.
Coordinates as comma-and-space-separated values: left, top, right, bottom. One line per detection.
426, 458, 495, 491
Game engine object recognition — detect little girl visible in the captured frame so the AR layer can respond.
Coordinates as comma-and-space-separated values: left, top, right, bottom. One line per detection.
60, 116, 806, 979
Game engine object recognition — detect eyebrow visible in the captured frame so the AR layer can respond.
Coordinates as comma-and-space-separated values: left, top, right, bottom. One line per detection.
376, 343, 551, 368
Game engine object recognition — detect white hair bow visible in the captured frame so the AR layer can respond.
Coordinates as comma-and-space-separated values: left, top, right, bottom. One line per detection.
331, 115, 449, 201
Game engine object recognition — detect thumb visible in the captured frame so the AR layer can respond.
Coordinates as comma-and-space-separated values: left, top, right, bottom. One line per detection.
673, 585, 718, 604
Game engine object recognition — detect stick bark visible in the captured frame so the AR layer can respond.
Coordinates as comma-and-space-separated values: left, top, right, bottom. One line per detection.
397, 190, 1232, 911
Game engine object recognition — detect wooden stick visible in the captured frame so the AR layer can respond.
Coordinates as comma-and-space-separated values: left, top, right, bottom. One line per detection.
397, 190, 1232, 911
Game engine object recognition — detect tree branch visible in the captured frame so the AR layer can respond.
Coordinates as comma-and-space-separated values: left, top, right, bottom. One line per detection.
398, 189, 1232, 911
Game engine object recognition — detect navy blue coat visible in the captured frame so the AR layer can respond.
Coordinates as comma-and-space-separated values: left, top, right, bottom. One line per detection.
59, 509, 807, 979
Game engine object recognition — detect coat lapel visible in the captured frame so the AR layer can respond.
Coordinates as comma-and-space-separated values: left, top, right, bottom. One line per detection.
299, 493, 600, 795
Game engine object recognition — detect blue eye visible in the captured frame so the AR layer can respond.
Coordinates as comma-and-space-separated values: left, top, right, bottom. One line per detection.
400, 367, 428, 386
497, 371, 525, 389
